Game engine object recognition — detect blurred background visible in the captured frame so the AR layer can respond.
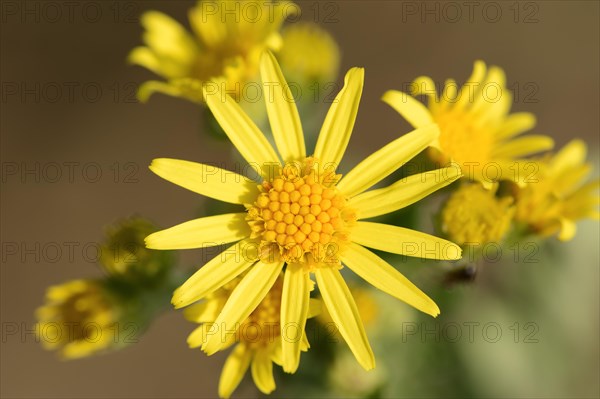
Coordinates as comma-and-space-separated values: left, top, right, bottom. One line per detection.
1, 0, 599, 398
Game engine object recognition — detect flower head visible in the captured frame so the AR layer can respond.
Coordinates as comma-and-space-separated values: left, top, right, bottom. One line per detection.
35, 280, 124, 359
441, 183, 515, 247
184, 274, 319, 398
514, 139, 600, 240
382, 61, 554, 187
278, 22, 340, 86
129, 0, 296, 103
146, 51, 462, 372
99, 217, 173, 281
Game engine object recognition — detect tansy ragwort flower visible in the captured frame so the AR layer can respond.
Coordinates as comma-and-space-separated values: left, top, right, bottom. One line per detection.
35, 280, 124, 359
382, 61, 554, 187
129, 0, 296, 103
145, 51, 462, 372
278, 21, 340, 86
184, 274, 320, 398
441, 183, 515, 247
514, 139, 600, 241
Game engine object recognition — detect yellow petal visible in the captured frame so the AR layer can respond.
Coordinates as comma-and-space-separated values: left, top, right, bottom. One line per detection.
496, 112, 537, 140
341, 243, 440, 317
62, 340, 105, 360
218, 344, 252, 399
337, 124, 440, 197
455, 60, 487, 109
300, 332, 310, 351
127, 47, 161, 75
478, 83, 512, 124
203, 85, 281, 172
187, 322, 237, 351
270, 339, 283, 366
187, 324, 212, 348
315, 268, 375, 370
307, 298, 322, 318
188, 2, 227, 48
557, 218, 577, 241
492, 135, 554, 159
183, 300, 222, 323
411, 76, 438, 101
140, 11, 198, 70
553, 164, 592, 197
251, 350, 276, 394
203, 261, 284, 355
471, 65, 507, 114
567, 180, 600, 206
145, 213, 249, 250
351, 222, 462, 260
349, 167, 462, 219
280, 263, 310, 373
314, 68, 365, 168
381, 90, 434, 128
172, 240, 257, 309
150, 158, 258, 204
550, 139, 587, 174
136, 80, 189, 103
441, 79, 458, 104
260, 51, 305, 162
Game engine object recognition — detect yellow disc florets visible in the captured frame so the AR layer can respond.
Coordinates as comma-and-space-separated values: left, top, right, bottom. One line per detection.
246, 158, 355, 268
441, 183, 515, 246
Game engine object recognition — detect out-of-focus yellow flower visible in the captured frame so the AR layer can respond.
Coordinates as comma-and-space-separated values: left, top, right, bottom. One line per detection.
129, 0, 296, 103
514, 140, 600, 241
145, 51, 462, 372
35, 280, 123, 359
184, 274, 319, 398
441, 183, 515, 247
383, 61, 554, 187
278, 22, 340, 86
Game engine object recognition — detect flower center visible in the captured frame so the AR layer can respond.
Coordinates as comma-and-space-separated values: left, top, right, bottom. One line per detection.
441, 184, 514, 246
434, 109, 494, 166
247, 158, 355, 268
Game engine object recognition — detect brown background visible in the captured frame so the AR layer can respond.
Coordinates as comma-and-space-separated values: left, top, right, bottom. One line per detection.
1, 1, 599, 398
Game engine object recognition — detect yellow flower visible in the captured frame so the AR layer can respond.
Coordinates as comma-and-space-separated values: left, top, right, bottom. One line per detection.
145, 51, 462, 372
278, 22, 340, 86
382, 61, 554, 187
514, 139, 600, 240
35, 280, 122, 359
129, 0, 296, 103
442, 183, 515, 247
184, 274, 319, 398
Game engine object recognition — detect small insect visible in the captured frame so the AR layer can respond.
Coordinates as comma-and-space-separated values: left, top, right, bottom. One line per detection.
443, 264, 477, 287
